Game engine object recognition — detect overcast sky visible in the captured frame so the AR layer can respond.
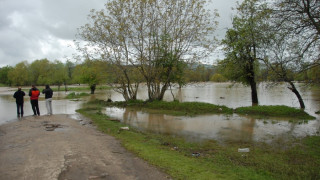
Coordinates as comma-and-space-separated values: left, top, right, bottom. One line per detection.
0, 0, 240, 67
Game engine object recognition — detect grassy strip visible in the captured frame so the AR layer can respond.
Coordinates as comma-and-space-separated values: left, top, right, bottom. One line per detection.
96, 100, 315, 119
51, 85, 111, 92
235, 105, 315, 120
103, 100, 233, 116
77, 105, 320, 180
65, 92, 90, 99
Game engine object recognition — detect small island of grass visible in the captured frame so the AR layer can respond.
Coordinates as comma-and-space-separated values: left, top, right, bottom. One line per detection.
100, 100, 233, 116
235, 105, 316, 120
94, 100, 315, 120
65, 92, 90, 99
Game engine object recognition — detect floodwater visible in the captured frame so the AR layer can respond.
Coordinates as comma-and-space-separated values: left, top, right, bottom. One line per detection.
1, 82, 319, 143
99, 82, 320, 143
0, 87, 83, 125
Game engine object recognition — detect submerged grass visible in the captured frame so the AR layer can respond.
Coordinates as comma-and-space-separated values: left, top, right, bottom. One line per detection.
235, 105, 315, 120
103, 100, 233, 116
77, 103, 320, 180
51, 85, 111, 92
65, 92, 90, 99
95, 99, 315, 119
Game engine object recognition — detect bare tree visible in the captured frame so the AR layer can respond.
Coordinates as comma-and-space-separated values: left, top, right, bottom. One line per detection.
77, 0, 218, 101
260, 0, 320, 108
273, 0, 320, 70
262, 32, 307, 108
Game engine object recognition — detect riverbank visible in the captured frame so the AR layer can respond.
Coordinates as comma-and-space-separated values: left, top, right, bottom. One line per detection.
0, 115, 169, 180
77, 102, 320, 179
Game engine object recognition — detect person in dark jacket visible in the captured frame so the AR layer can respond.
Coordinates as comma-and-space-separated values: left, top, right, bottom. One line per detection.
29, 85, 40, 116
42, 85, 53, 115
13, 87, 25, 117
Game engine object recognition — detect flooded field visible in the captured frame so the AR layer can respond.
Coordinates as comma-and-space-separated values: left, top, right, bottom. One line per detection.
1, 82, 319, 143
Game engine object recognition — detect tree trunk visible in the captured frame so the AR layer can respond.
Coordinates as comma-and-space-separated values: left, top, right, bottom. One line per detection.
249, 77, 259, 106
158, 83, 169, 101
64, 82, 68, 92
247, 58, 258, 105
287, 81, 305, 109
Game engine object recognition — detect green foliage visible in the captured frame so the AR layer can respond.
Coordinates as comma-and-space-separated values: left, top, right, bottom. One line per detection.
8, 61, 30, 86
72, 59, 108, 87
184, 64, 216, 82
0, 66, 13, 85
51, 60, 69, 87
210, 73, 227, 82
29, 59, 52, 85
221, 0, 271, 84
235, 105, 315, 120
7, 59, 73, 86
77, 104, 320, 180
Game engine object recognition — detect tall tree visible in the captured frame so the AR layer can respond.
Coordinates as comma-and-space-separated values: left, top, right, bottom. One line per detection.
0, 66, 13, 86
29, 59, 52, 85
72, 59, 108, 94
221, 0, 271, 105
262, 32, 307, 108
77, 0, 218, 101
52, 60, 69, 91
259, 0, 320, 109
8, 61, 30, 86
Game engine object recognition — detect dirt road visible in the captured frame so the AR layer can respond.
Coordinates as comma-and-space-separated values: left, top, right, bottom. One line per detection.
0, 115, 169, 180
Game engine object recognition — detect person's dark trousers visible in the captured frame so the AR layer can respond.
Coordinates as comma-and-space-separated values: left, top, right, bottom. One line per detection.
16, 102, 24, 117
30, 100, 40, 116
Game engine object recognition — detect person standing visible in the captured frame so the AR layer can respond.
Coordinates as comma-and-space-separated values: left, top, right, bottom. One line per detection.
29, 85, 40, 116
42, 85, 53, 115
13, 87, 25, 117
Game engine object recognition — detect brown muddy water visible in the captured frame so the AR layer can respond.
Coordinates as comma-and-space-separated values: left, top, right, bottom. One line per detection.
1, 83, 319, 143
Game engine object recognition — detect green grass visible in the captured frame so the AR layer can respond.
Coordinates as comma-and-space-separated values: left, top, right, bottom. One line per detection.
65, 92, 90, 99
235, 105, 316, 120
102, 100, 233, 116
77, 104, 320, 180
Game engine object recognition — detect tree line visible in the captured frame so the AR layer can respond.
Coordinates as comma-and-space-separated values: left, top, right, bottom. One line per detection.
0, 58, 218, 90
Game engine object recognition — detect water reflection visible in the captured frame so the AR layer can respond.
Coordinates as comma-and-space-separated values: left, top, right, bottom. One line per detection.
98, 82, 320, 116
104, 107, 320, 143
93, 82, 320, 143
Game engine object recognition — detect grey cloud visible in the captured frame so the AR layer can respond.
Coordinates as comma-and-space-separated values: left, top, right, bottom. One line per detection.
0, 0, 241, 67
